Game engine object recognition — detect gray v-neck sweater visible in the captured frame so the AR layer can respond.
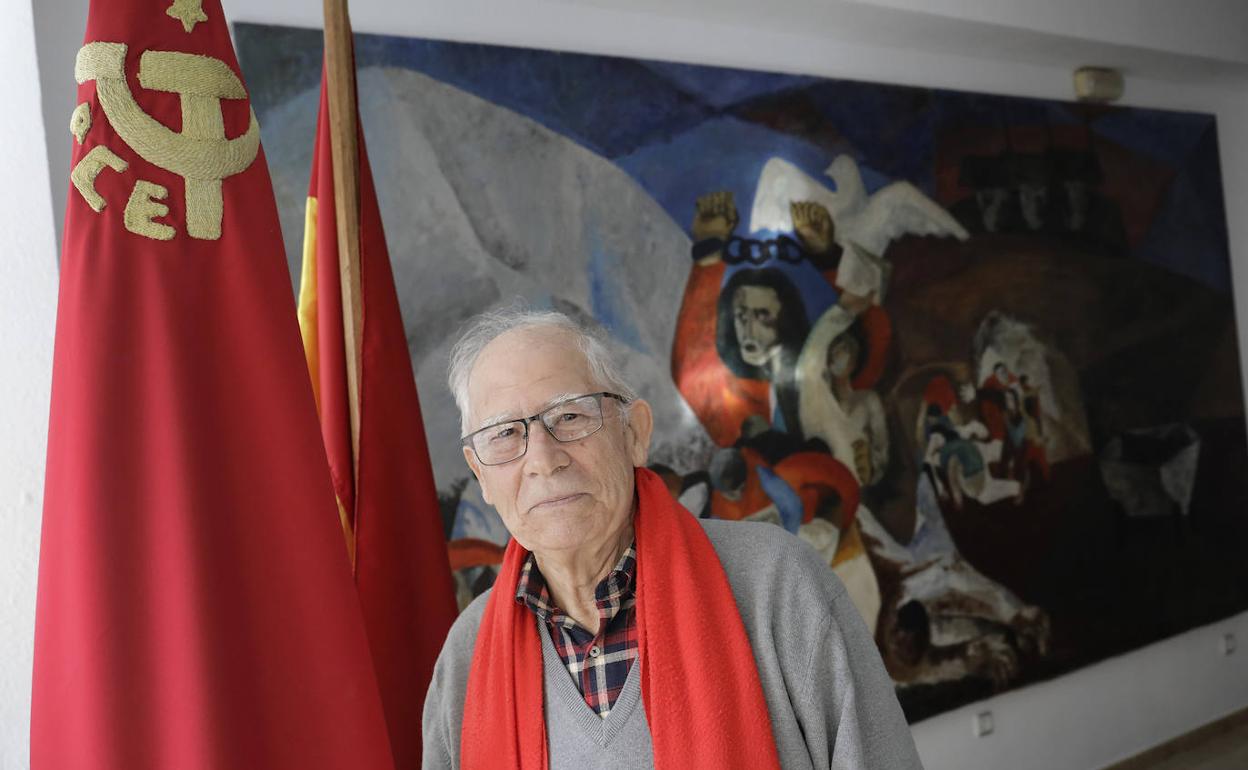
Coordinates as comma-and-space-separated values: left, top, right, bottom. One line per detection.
538, 616, 654, 767
423, 518, 923, 769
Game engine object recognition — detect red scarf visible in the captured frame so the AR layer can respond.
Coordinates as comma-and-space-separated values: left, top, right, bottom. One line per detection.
460, 467, 782, 769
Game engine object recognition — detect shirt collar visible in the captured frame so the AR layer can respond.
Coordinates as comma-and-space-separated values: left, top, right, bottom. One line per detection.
515, 541, 637, 626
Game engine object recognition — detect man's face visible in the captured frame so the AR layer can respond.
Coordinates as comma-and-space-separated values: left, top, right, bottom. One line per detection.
462, 327, 653, 557
732, 285, 783, 367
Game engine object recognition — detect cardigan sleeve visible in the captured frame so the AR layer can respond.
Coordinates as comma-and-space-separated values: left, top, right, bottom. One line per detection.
800, 584, 924, 769
422, 592, 490, 770
421, 646, 459, 770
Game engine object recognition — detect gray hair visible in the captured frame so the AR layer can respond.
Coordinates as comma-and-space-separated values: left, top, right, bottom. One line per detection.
447, 307, 639, 435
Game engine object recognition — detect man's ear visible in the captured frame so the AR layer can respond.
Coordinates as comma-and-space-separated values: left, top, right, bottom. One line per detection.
624, 398, 654, 467
463, 446, 492, 505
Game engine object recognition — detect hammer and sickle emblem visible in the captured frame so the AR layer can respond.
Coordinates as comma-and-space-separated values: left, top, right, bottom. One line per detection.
75, 42, 260, 240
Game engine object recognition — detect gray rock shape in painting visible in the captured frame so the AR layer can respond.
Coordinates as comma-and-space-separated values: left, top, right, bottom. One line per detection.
972, 310, 1092, 464
261, 66, 713, 489
1100, 423, 1201, 517
451, 479, 510, 547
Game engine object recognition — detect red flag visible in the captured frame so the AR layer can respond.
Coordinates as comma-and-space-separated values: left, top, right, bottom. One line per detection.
296, 17, 460, 769
32, 1, 395, 768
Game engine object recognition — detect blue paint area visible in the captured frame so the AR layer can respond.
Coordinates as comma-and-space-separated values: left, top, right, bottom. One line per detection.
586, 227, 648, 353
616, 115, 834, 241
796, 80, 945, 190
756, 466, 803, 534
354, 36, 716, 159
1134, 124, 1232, 292
637, 60, 822, 110
1093, 108, 1212, 168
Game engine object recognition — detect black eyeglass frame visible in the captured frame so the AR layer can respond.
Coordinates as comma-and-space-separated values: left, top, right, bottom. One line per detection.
460, 391, 631, 466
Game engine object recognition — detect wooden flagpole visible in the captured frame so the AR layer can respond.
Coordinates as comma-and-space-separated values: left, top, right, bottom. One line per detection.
323, 0, 362, 570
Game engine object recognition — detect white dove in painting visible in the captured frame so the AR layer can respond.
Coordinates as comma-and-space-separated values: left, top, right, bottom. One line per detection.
748, 155, 969, 304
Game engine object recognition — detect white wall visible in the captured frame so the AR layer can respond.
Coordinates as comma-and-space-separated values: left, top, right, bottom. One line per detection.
0, 1, 59, 768
14, 1, 1248, 768
919, 613, 1248, 770
32, 0, 84, 254
856, 0, 1248, 66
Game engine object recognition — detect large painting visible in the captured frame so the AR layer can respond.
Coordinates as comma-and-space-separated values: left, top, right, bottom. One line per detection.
236, 24, 1248, 721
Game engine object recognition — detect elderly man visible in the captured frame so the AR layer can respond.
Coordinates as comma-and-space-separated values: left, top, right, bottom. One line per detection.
423, 308, 922, 770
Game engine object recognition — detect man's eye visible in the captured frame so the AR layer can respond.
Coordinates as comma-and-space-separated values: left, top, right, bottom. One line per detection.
558, 412, 586, 423
488, 426, 516, 442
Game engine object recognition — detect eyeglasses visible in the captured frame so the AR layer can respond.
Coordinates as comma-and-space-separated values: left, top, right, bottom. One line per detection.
461, 392, 630, 466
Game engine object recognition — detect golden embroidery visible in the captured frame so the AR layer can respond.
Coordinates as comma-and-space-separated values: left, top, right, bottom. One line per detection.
124, 180, 175, 240
70, 145, 128, 212
70, 103, 92, 144
75, 42, 260, 241
166, 0, 207, 34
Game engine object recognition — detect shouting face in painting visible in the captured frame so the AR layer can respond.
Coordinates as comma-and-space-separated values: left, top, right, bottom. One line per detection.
715, 267, 809, 381
733, 285, 783, 367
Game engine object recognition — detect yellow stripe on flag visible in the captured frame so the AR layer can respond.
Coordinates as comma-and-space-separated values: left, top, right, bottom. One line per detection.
297, 196, 321, 416
297, 194, 356, 567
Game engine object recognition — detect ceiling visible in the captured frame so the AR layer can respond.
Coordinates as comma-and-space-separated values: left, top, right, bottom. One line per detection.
545, 0, 1248, 83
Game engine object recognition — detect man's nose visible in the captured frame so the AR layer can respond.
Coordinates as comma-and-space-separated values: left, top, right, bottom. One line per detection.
523, 421, 571, 476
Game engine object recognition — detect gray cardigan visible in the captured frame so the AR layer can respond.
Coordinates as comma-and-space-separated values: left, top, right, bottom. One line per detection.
423, 518, 924, 769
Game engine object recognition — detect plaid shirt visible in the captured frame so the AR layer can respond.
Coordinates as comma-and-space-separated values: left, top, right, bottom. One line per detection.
515, 543, 638, 718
